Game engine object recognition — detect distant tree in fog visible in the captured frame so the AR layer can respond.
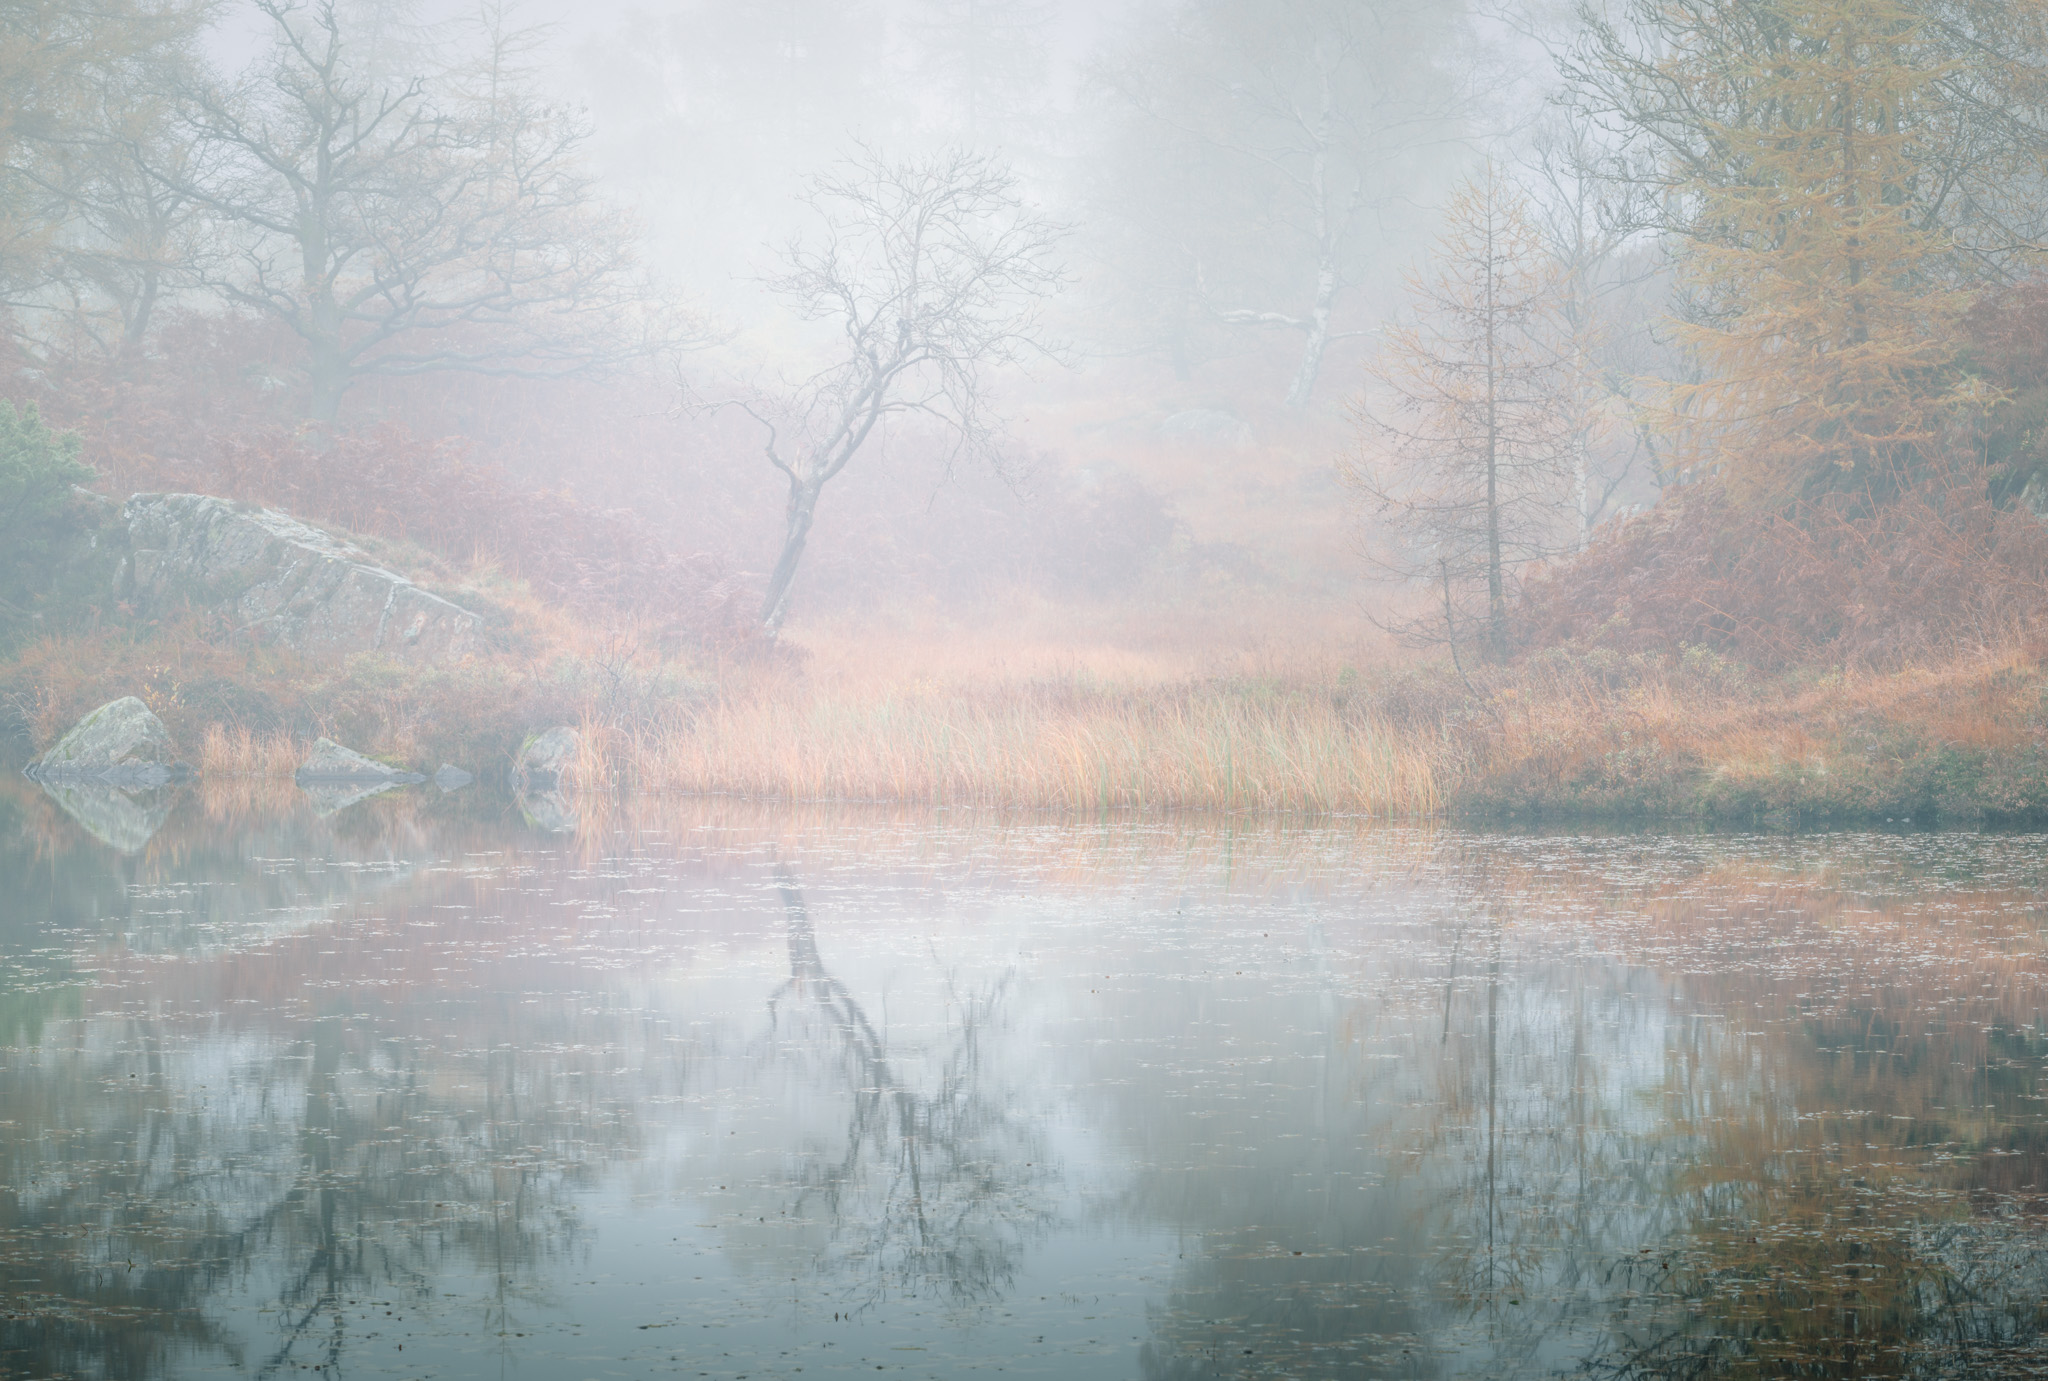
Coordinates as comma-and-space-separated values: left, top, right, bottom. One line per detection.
1346, 165, 1578, 663
161, 0, 670, 424
1090, 0, 1468, 407
1522, 113, 1669, 541
732, 148, 1067, 637
906, 0, 1058, 147
0, 0, 203, 352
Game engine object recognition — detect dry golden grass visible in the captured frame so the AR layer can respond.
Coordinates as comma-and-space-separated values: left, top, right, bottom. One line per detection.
197, 723, 307, 777
1479, 640, 2043, 792
579, 674, 1441, 814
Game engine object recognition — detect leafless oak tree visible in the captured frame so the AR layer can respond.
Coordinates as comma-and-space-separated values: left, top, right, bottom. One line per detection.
163, 0, 673, 423
735, 148, 1066, 637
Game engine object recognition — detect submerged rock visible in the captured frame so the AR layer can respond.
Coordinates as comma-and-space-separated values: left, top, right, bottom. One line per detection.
432, 764, 473, 791
36, 778, 180, 852
513, 727, 582, 790
121, 493, 480, 663
295, 737, 425, 784
27, 696, 182, 787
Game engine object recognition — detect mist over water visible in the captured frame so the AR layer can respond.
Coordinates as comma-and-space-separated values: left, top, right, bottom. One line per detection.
6, 786, 2048, 1378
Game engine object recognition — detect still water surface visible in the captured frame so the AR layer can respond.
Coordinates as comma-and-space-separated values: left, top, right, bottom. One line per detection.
6, 779, 2048, 1379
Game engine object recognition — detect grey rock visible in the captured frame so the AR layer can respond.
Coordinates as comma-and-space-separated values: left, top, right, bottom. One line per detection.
432, 763, 474, 791
1159, 408, 1253, 447
513, 727, 581, 790
120, 493, 479, 663
295, 737, 425, 784
28, 696, 174, 782
36, 779, 179, 853
2024, 472, 2048, 524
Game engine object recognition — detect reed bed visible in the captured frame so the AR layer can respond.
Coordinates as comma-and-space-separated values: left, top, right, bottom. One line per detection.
581, 680, 1442, 815
197, 723, 308, 778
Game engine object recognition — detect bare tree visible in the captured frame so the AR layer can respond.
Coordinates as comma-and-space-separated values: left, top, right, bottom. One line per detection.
734, 148, 1066, 637
1346, 164, 1578, 662
1091, 0, 1468, 409
163, 0, 672, 424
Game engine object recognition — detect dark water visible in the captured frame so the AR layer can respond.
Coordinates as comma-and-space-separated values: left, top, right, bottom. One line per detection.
6, 778, 2048, 1379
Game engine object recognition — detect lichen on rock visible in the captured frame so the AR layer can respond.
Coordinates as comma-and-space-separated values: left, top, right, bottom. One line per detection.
513, 727, 582, 790
120, 493, 480, 663
29, 696, 177, 785
295, 737, 425, 783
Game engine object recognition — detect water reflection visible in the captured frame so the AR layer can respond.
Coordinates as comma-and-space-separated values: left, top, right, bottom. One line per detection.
33, 775, 183, 852
770, 863, 1050, 1311
5, 780, 2048, 1377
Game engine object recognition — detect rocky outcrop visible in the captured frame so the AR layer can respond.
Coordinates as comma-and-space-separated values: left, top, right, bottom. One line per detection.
120, 493, 479, 663
513, 727, 581, 790
432, 764, 473, 791
26, 696, 181, 787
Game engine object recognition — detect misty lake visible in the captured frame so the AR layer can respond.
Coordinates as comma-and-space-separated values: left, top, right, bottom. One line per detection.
7, 781, 2048, 1380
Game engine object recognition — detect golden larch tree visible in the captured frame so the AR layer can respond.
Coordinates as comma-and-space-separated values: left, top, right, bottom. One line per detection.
1348, 164, 1579, 662
1665, 0, 1972, 501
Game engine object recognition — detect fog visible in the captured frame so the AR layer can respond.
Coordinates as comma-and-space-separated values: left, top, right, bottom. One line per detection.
2, 0, 1624, 656
12, 0, 2042, 819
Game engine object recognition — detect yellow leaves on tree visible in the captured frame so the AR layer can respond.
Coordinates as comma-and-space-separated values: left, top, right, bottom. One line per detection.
1658, 0, 2001, 502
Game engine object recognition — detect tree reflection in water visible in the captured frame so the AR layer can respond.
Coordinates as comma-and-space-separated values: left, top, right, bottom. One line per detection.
13, 790, 2048, 1377
0, 1004, 606, 1380
1131, 860, 2048, 1380
765, 862, 1050, 1313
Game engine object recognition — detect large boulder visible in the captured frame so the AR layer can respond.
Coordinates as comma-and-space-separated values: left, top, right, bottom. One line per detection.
513, 727, 582, 790
120, 493, 479, 663
27, 696, 178, 786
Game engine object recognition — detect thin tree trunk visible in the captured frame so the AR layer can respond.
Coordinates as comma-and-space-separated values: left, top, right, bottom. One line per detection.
1484, 228, 1505, 661
759, 474, 821, 636
1285, 143, 1340, 411
1284, 274, 1335, 410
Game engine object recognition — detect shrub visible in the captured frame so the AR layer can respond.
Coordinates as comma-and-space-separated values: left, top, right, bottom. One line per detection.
1517, 473, 2048, 670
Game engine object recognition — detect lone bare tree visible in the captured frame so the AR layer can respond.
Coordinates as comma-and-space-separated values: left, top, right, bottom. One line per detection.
1346, 165, 1579, 662
738, 148, 1066, 637
164, 0, 668, 423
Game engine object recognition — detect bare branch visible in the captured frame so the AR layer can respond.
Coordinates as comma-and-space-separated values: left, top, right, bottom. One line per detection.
731, 147, 1068, 637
